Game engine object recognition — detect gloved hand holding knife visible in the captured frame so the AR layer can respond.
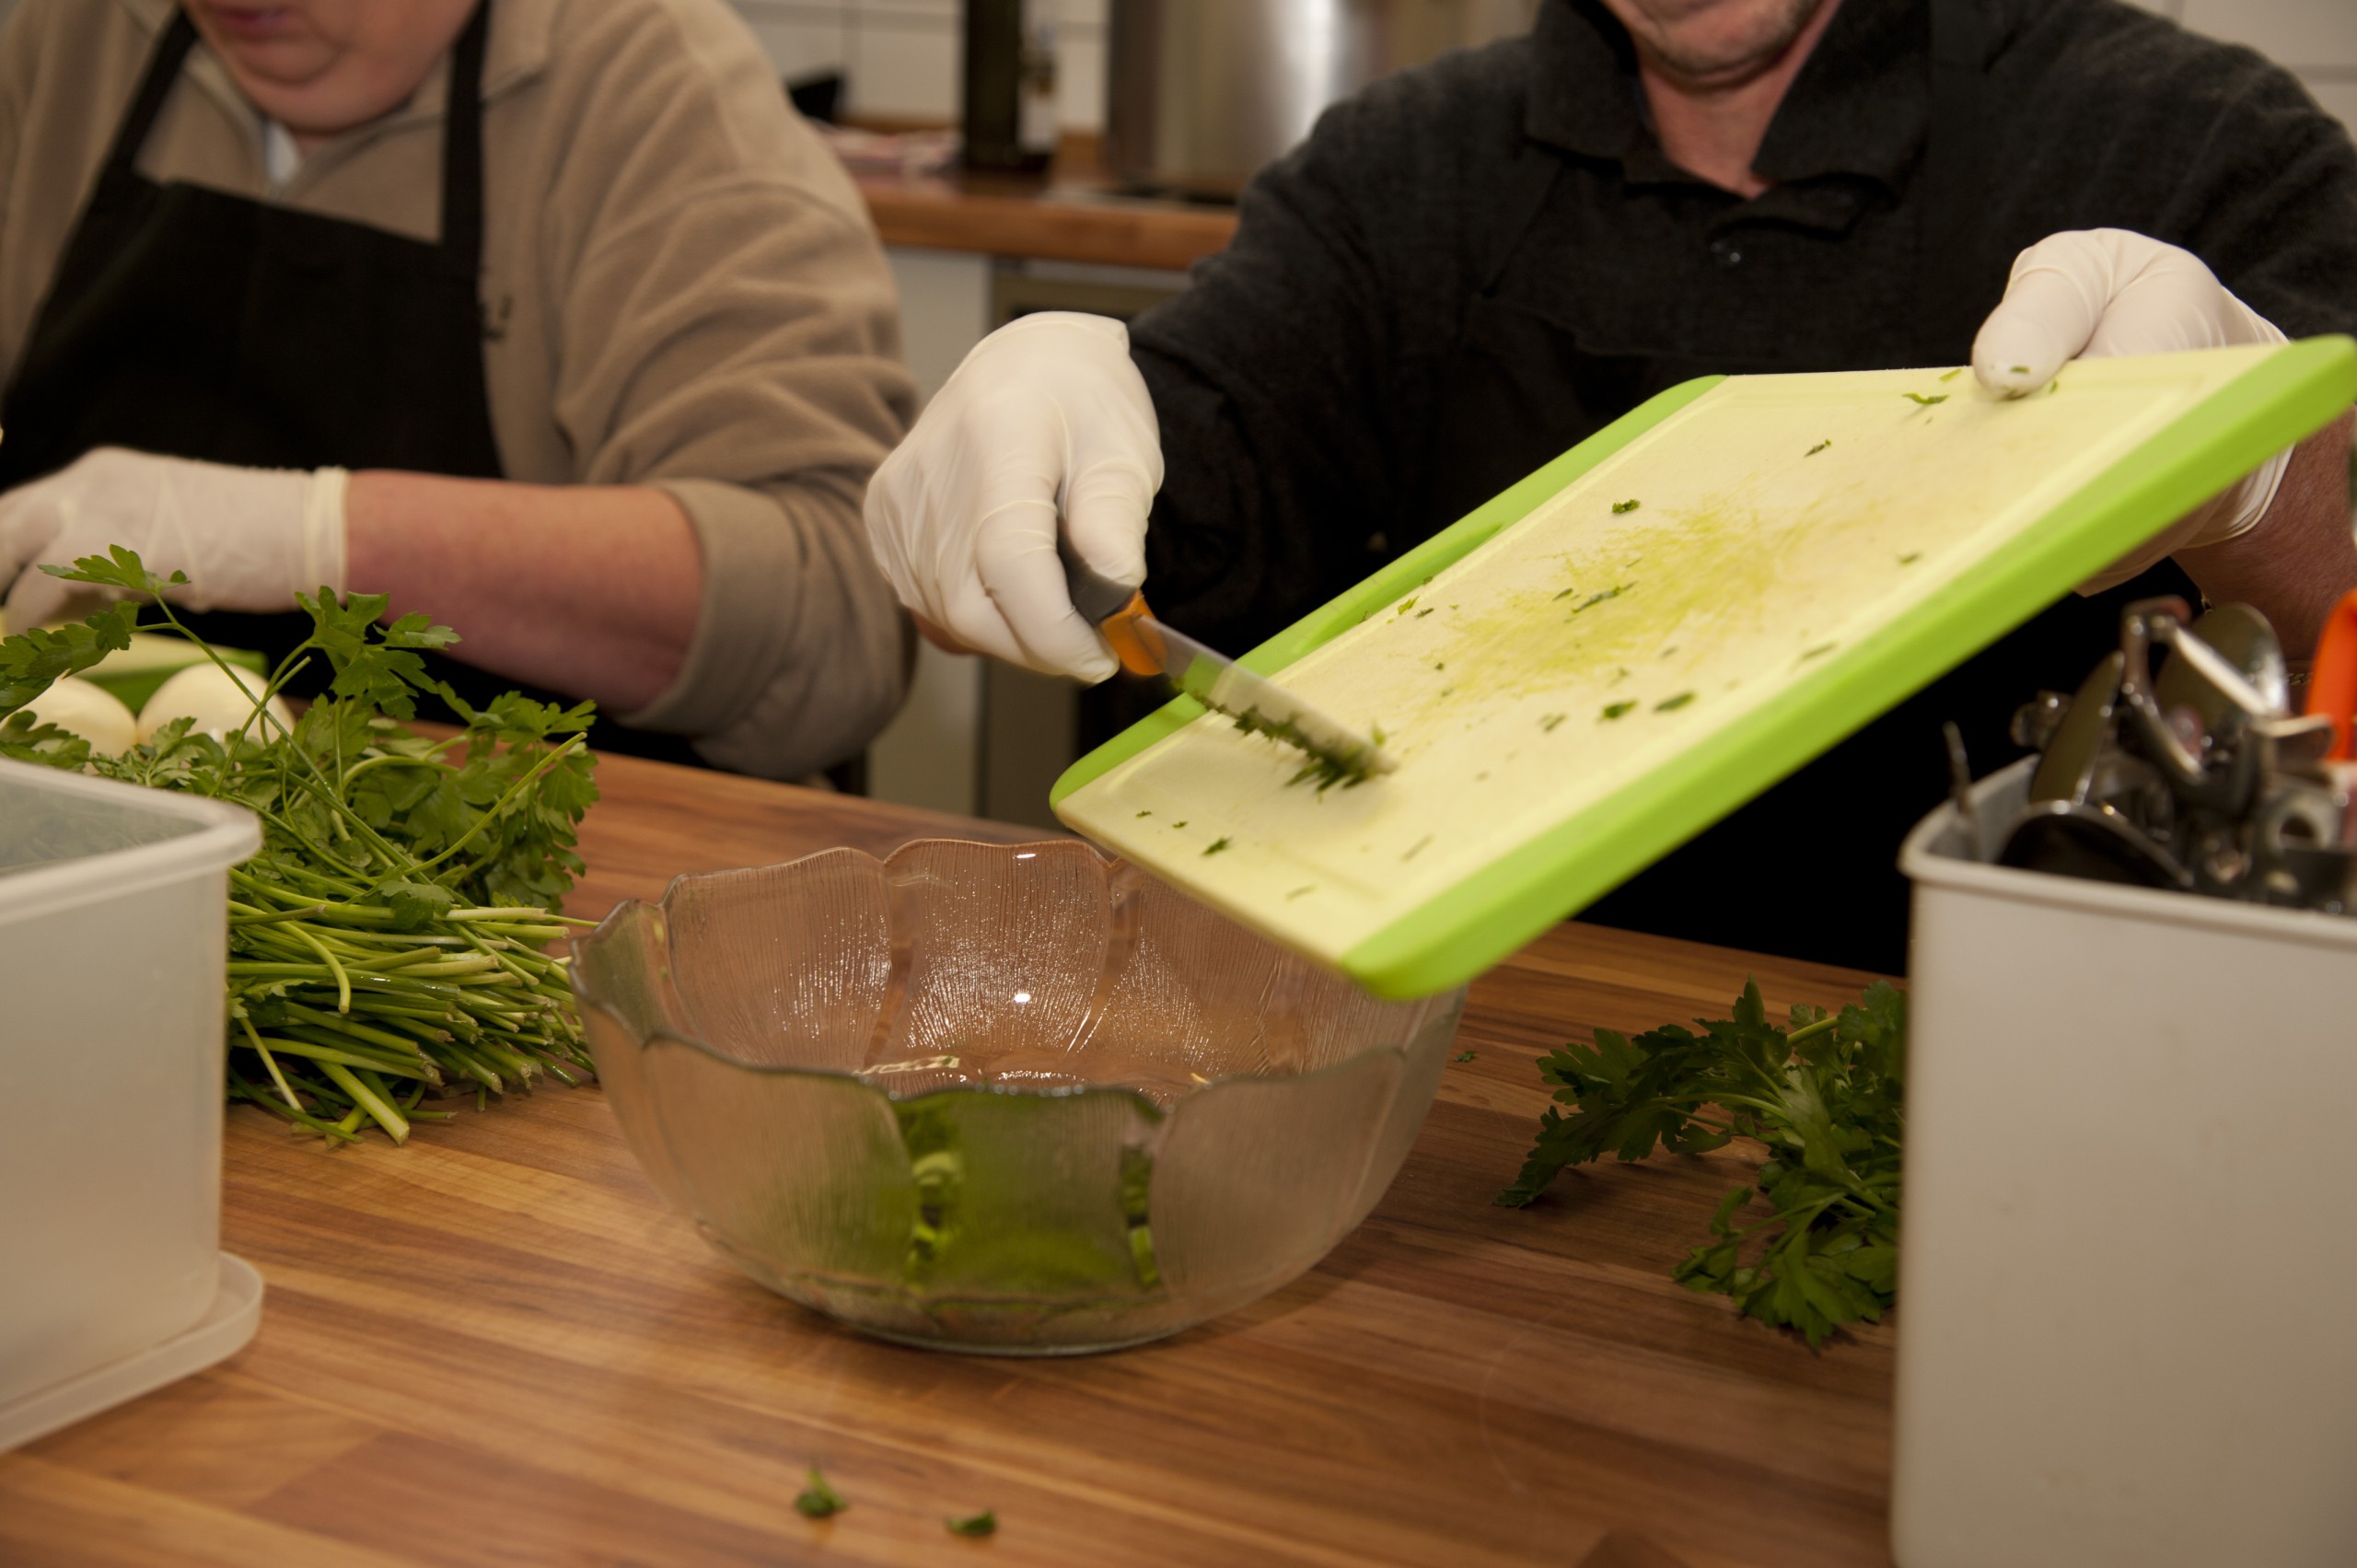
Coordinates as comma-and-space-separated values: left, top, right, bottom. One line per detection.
865, 311, 1389, 783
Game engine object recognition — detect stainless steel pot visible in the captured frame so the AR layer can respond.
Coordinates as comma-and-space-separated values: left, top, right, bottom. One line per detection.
1105, 0, 1539, 198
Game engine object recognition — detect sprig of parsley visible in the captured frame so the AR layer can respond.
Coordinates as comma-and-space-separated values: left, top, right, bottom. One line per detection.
3, 549, 599, 1144
1496, 979, 1904, 1347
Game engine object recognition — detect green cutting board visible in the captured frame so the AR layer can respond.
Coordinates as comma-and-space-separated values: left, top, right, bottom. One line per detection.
1051, 340, 2357, 999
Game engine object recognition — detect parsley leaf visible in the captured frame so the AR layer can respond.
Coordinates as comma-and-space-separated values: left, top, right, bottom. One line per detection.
1496, 979, 1906, 1348
945, 1510, 997, 1538
0, 600, 137, 719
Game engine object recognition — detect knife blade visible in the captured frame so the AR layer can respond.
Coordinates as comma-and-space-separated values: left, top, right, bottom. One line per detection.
1061, 540, 1393, 787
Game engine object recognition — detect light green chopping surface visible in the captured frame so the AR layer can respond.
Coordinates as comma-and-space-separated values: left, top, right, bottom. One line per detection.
1053, 342, 2357, 997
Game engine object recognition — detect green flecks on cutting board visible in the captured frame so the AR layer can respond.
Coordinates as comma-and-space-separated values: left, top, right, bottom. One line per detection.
1054, 344, 2320, 979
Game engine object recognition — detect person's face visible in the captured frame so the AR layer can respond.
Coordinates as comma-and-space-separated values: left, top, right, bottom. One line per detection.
1593, 0, 1834, 85
183, 0, 479, 138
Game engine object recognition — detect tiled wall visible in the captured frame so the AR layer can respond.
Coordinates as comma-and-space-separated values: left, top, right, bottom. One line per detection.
730, 0, 1109, 127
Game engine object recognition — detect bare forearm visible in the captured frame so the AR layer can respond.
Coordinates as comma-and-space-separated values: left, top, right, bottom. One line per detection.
2175, 409, 2357, 660
343, 471, 702, 713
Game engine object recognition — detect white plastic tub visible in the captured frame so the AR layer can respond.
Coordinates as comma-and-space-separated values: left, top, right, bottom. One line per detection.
1892, 757, 2357, 1567
0, 758, 264, 1451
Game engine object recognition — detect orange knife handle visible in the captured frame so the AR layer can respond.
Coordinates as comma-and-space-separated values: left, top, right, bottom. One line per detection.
1058, 532, 1164, 679
2308, 587, 2357, 761
1097, 589, 1166, 679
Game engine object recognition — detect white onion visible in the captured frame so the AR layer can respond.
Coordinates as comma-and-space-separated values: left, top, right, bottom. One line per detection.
137, 663, 294, 742
19, 676, 139, 754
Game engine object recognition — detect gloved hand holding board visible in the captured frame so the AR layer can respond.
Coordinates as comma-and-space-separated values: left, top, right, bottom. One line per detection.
1051, 340, 2357, 998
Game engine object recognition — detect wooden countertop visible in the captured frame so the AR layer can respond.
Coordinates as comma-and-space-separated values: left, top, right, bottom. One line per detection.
854, 132, 1237, 273
1, 750, 1897, 1568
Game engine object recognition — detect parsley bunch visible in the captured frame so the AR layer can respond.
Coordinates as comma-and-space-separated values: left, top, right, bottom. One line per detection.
2, 548, 598, 1145
1496, 979, 1905, 1346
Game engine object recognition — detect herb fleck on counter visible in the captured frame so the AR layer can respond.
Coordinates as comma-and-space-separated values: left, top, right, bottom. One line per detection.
1611, 498, 1642, 514
1904, 392, 1948, 407
1602, 701, 1636, 719
795, 1467, 847, 1519
1898, 552, 1922, 564
1656, 691, 1696, 712
1453, 1050, 1476, 1063
1402, 834, 1434, 861
946, 1511, 997, 1539
1202, 837, 1232, 856
1539, 713, 1565, 732
1939, 366, 1964, 382
1805, 439, 1832, 457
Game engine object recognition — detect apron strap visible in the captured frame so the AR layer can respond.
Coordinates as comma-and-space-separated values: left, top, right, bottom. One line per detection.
1914, 0, 1987, 365
438, 0, 492, 280
100, 9, 200, 184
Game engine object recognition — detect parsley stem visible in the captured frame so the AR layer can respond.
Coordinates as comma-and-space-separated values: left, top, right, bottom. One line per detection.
283, 920, 354, 1014
1783, 1015, 1840, 1048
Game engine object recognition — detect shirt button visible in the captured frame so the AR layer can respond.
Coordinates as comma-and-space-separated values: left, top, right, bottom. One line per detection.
1710, 238, 1744, 269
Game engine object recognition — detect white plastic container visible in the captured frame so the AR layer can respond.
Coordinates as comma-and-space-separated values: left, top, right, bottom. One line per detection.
1892, 758, 2357, 1567
0, 758, 264, 1451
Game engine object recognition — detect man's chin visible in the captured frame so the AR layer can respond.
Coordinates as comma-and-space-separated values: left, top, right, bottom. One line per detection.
1616, 0, 1834, 84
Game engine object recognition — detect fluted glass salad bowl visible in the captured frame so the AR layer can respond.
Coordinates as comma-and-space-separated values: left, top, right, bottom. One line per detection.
571, 839, 1466, 1353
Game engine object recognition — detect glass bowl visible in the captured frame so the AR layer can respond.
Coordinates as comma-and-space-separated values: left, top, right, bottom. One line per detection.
570, 839, 1466, 1354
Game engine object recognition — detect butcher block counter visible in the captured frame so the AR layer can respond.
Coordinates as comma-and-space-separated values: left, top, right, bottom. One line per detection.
0, 749, 1896, 1568
853, 133, 1237, 273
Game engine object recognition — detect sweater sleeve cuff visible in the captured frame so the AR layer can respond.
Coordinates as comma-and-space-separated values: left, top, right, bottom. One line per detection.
618, 478, 783, 737
620, 476, 905, 779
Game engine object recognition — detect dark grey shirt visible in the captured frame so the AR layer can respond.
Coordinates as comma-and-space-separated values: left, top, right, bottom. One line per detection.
1115, 0, 2357, 970
1134, 0, 2357, 648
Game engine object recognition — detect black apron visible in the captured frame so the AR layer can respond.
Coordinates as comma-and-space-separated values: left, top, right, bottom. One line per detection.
0, 3, 704, 765
1417, 0, 2194, 974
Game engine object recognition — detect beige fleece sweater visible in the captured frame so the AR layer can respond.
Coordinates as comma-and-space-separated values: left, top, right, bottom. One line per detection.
0, 0, 918, 777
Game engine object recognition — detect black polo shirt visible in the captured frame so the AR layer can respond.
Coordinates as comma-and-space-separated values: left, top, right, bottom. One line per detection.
1112, 0, 2357, 973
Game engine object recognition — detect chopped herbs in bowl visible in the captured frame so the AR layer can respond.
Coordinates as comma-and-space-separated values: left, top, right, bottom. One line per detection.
572, 840, 1466, 1353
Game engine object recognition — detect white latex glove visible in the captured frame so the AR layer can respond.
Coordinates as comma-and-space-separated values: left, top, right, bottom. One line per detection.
1972, 229, 2291, 593
0, 447, 348, 627
865, 312, 1162, 682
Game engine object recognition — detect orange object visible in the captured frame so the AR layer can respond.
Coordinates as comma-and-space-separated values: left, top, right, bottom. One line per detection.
2309, 587, 2357, 761
1094, 587, 1167, 679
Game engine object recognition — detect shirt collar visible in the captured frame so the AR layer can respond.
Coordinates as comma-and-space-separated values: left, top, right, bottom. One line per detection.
1524, 0, 1935, 194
